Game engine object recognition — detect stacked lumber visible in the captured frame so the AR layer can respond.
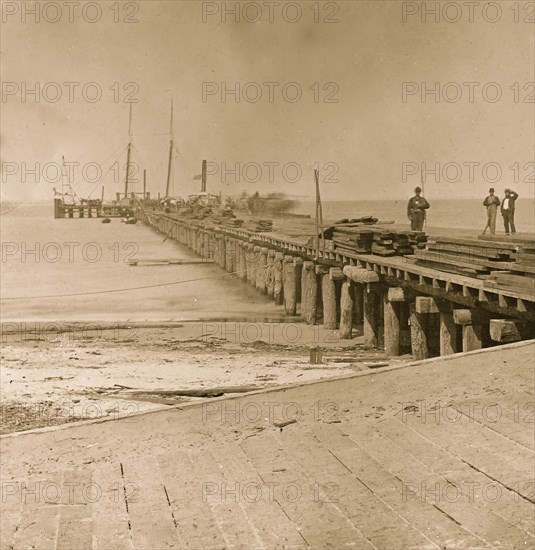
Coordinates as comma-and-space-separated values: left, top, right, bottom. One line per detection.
411, 250, 492, 278
331, 227, 426, 257
243, 218, 274, 232
222, 218, 244, 228
334, 216, 378, 225
372, 230, 396, 256
410, 236, 535, 295
426, 237, 518, 262
484, 272, 535, 295
332, 228, 374, 254
408, 231, 428, 251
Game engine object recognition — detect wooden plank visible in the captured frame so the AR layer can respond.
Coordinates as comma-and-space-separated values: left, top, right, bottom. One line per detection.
92, 463, 133, 550
157, 450, 227, 549
241, 432, 374, 549
213, 441, 308, 549
121, 456, 182, 549
376, 417, 535, 537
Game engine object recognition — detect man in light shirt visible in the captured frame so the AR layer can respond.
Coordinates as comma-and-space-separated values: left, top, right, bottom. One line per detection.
500, 189, 519, 235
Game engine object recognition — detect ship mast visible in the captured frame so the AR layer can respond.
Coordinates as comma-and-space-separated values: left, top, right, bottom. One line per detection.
124, 103, 133, 196
165, 99, 174, 198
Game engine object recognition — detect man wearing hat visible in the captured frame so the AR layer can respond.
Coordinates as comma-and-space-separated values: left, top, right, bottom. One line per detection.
407, 187, 430, 231
501, 188, 519, 235
482, 188, 500, 235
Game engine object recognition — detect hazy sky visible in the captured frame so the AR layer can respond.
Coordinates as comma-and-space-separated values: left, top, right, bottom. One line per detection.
1, 0, 534, 202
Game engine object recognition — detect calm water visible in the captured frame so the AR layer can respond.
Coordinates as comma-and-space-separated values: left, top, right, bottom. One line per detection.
1, 199, 533, 322
0, 203, 281, 322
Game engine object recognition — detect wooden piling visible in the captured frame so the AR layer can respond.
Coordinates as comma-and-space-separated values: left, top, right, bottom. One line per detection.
409, 303, 429, 360
266, 249, 275, 297
363, 284, 379, 347
453, 309, 488, 352
383, 291, 401, 356
237, 241, 247, 280
273, 252, 284, 305
301, 261, 318, 325
246, 244, 255, 286
322, 272, 337, 330
255, 247, 268, 293
283, 255, 298, 315
339, 280, 353, 339
225, 238, 234, 273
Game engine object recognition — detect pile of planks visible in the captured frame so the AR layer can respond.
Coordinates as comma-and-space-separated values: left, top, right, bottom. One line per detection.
243, 218, 274, 232
410, 236, 535, 295
332, 227, 374, 254
222, 218, 244, 228
484, 271, 535, 295
334, 215, 378, 225
332, 227, 427, 257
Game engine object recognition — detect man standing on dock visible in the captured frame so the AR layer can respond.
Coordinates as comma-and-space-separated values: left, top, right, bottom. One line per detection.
482, 188, 500, 235
407, 187, 430, 231
501, 188, 519, 235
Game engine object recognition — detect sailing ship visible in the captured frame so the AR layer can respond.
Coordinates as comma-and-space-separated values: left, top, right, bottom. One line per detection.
53, 104, 143, 219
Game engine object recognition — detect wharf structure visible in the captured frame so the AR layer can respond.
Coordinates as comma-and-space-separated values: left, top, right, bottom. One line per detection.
136, 207, 535, 359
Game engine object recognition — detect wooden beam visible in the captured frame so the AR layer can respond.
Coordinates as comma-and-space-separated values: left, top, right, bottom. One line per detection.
329, 267, 345, 281
315, 265, 329, 275
489, 319, 533, 343
342, 266, 380, 284
387, 287, 406, 302
453, 309, 489, 325
415, 296, 440, 314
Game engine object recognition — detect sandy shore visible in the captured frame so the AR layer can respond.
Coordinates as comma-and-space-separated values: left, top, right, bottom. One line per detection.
0, 321, 400, 434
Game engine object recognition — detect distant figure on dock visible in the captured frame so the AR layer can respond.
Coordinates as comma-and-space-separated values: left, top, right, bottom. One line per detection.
501, 188, 519, 235
482, 187, 500, 235
407, 187, 430, 231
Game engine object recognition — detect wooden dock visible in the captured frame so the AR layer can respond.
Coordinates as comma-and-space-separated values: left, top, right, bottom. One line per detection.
135, 206, 535, 360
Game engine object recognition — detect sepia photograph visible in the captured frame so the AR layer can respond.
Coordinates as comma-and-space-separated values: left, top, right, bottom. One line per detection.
1, 1, 534, 548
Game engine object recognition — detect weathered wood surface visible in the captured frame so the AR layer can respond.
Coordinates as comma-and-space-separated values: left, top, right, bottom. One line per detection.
339, 280, 353, 339
409, 303, 429, 360
383, 293, 401, 356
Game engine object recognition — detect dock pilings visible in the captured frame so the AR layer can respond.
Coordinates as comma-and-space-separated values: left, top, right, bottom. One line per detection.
136, 209, 535, 359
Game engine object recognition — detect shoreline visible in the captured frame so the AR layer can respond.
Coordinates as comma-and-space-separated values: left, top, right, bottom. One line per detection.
0, 321, 396, 435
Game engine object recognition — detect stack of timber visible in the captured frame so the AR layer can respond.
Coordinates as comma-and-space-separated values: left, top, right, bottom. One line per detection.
410, 235, 535, 296
222, 218, 244, 228
484, 272, 535, 295
334, 215, 378, 225
408, 231, 428, 251
243, 218, 274, 232
372, 230, 396, 256
332, 227, 374, 254
331, 227, 427, 257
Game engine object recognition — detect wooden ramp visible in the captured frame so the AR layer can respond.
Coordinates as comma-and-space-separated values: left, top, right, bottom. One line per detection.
1, 342, 533, 549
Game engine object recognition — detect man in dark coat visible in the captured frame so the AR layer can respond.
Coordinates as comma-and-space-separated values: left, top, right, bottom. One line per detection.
501, 189, 519, 235
407, 187, 430, 231
482, 188, 500, 235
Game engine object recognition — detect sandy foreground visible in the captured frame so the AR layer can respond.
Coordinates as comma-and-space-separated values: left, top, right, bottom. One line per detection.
0, 321, 399, 434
